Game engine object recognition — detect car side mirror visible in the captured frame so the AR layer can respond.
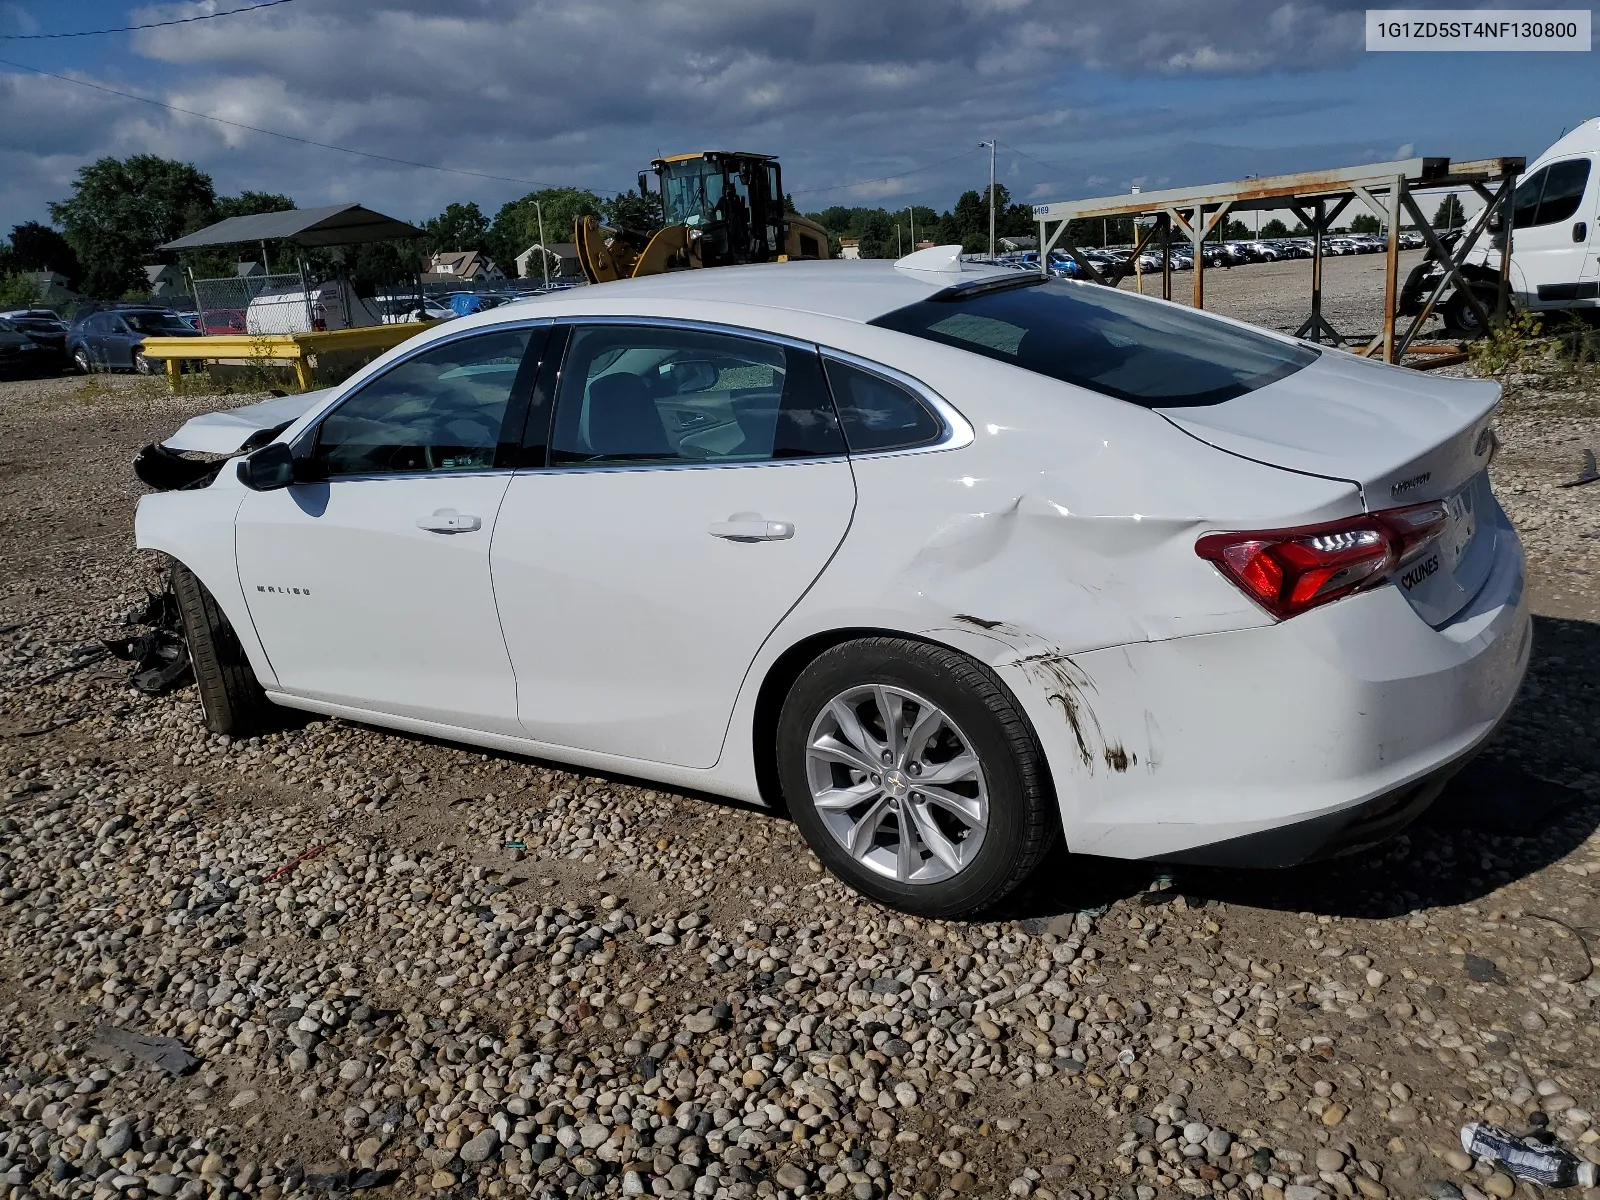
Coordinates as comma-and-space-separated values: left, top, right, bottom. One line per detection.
236, 442, 295, 491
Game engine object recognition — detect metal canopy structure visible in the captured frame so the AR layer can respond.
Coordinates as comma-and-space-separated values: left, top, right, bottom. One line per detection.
160, 203, 424, 251
1032, 155, 1525, 364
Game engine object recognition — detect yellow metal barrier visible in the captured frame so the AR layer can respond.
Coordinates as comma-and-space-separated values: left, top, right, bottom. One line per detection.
139, 323, 435, 392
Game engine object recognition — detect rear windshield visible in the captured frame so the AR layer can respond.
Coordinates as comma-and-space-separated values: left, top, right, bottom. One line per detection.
869, 278, 1317, 408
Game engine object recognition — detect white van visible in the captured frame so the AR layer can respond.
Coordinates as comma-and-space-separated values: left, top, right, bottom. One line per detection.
244, 279, 383, 336
1474, 117, 1599, 311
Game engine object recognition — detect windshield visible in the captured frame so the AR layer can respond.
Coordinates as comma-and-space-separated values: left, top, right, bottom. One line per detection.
869, 278, 1318, 408
659, 160, 727, 227
122, 312, 191, 334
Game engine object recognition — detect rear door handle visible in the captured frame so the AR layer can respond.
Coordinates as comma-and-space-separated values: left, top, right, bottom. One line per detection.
417, 508, 482, 534
709, 512, 794, 542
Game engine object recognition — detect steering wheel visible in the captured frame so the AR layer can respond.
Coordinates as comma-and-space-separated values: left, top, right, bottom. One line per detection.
420, 406, 502, 471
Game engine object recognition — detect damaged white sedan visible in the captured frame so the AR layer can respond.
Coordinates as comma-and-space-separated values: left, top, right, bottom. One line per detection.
135, 247, 1529, 916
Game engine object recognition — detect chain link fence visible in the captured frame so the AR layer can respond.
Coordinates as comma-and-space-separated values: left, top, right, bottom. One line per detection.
191, 272, 310, 335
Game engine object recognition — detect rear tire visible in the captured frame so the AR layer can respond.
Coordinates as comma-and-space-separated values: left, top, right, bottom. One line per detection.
171, 562, 271, 734
133, 349, 153, 374
776, 637, 1058, 917
73, 348, 91, 374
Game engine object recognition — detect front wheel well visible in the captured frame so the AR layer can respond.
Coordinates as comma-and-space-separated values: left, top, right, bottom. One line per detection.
748, 628, 1059, 823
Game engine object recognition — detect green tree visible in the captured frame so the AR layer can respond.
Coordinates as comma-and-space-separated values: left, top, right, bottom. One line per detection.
855, 211, 897, 259
1220, 218, 1251, 241
1349, 213, 1382, 235
487, 189, 605, 276
0, 273, 41, 309
423, 202, 491, 257
8, 221, 80, 284
49, 155, 217, 297
1432, 194, 1465, 230
215, 191, 296, 221
1261, 218, 1289, 238
603, 189, 663, 234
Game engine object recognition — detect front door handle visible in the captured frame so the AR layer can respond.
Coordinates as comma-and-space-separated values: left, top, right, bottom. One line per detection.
417, 508, 482, 534
709, 512, 794, 542
1574, 221, 1588, 243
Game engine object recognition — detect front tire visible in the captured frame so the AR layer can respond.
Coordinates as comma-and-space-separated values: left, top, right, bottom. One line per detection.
133, 349, 153, 374
1442, 285, 1499, 339
777, 637, 1058, 917
73, 348, 91, 374
171, 562, 271, 734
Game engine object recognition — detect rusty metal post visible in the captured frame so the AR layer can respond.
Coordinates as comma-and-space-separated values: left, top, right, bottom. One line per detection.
1496, 168, 1518, 321
1383, 176, 1403, 362
1310, 200, 1325, 342
1161, 214, 1172, 301
1191, 203, 1205, 308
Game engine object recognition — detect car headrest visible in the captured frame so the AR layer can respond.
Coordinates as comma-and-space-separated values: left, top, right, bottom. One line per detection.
587, 372, 670, 457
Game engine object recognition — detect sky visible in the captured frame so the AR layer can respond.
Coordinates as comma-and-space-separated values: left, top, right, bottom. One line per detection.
0, 0, 1596, 236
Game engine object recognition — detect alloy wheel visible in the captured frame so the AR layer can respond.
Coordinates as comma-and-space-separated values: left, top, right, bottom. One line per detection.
804, 684, 988, 884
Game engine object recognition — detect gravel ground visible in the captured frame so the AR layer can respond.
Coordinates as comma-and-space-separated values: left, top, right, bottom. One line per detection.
0, 354, 1596, 1200
1114, 250, 1440, 346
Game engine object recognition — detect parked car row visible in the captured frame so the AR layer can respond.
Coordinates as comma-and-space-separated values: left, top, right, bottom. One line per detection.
0, 308, 69, 374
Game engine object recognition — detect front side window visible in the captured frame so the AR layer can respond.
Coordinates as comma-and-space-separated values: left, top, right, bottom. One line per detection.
312, 328, 533, 477
1513, 159, 1593, 228
550, 325, 844, 466
870, 277, 1317, 409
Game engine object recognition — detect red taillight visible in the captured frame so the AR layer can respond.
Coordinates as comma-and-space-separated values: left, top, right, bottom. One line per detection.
1196, 501, 1449, 620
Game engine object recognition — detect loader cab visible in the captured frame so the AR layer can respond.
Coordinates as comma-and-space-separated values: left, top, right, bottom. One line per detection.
651, 152, 786, 268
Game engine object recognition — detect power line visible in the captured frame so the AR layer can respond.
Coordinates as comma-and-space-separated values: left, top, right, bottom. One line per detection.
996, 140, 1070, 176
0, 55, 576, 189
789, 146, 985, 198
0, 0, 297, 39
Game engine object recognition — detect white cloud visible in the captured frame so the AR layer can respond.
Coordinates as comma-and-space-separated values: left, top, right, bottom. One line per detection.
1, 0, 1382, 229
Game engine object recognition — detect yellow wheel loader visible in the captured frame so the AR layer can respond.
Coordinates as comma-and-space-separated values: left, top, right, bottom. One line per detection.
574, 151, 831, 284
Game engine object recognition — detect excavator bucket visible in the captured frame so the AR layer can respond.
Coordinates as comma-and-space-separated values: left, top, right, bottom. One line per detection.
630, 225, 695, 277
574, 215, 631, 284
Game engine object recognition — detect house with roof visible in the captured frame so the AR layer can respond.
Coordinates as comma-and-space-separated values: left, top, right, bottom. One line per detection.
422, 251, 504, 284
144, 263, 186, 297
515, 243, 580, 280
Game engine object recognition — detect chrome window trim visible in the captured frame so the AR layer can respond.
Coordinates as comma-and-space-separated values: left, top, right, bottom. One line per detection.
818, 347, 974, 457
528, 315, 970, 471
287, 318, 553, 470
538, 315, 849, 473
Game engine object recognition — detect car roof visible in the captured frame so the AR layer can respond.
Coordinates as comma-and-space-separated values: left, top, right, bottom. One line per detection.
511, 259, 1020, 325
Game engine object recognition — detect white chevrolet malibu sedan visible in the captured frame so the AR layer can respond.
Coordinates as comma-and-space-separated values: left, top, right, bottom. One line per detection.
136, 247, 1529, 916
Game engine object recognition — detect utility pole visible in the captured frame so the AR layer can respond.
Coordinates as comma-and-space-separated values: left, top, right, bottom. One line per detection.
908, 206, 915, 251
896, 225, 902, 257
533, 199, 549, 290
979, 139, 996, 259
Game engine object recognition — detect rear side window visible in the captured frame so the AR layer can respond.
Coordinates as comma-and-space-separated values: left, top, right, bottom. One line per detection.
870, 278, 1318, 408
550, 325, 845, 466
823, 360, 942, 452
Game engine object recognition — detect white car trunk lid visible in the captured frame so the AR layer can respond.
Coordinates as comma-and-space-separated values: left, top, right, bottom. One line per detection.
1161, 349, 1502, 626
